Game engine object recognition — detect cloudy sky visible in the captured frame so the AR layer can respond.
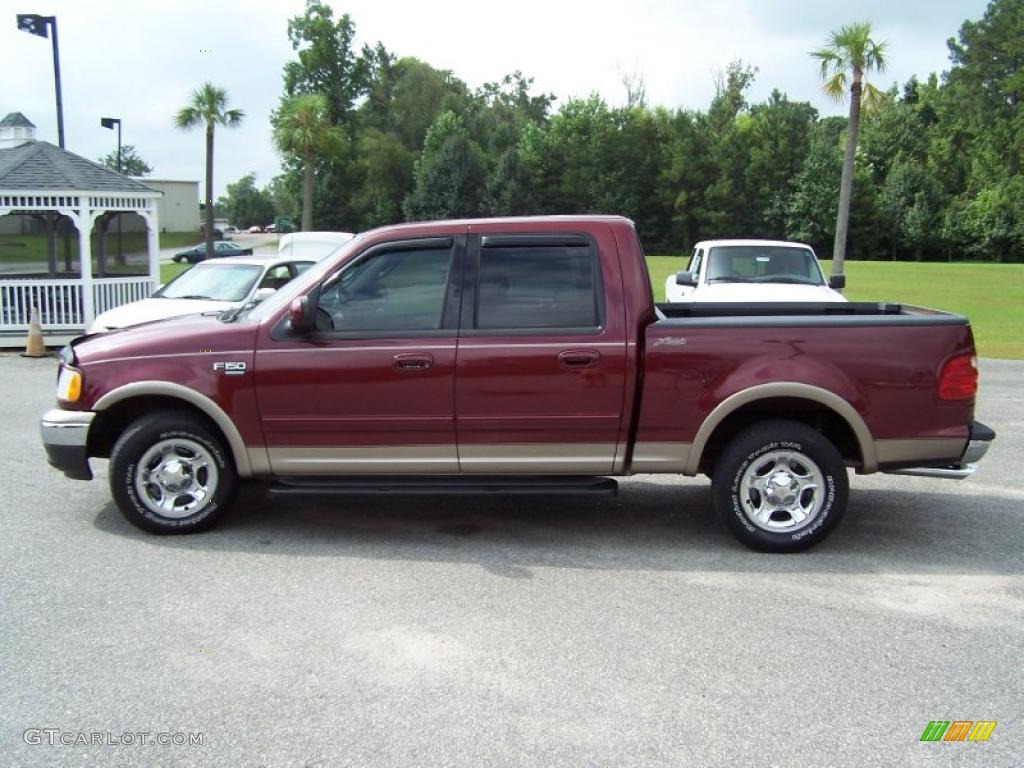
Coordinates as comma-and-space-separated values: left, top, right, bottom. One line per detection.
2, 0, 990, 200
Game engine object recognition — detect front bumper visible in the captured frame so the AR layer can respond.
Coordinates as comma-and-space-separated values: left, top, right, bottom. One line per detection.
40, 408, 95, 481
885, 421, 996, 480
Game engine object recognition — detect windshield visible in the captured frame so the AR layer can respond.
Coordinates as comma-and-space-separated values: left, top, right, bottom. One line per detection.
243, 235, 365, 321
706, 246, 825, 286
156, 263, 263, 302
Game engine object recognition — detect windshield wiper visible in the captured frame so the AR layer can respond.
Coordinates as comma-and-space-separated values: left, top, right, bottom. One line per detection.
220, 301, 256, 323
175, 294, 215, 300
706, 277, 749, 283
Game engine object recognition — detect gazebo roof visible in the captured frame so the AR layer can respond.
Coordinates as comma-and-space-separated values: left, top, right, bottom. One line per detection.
0, 112, 35, 128
0, 140, 156, 193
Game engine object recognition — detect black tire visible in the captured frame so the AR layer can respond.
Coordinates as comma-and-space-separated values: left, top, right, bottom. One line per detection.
109, 412, 237, 534
712, 419, 848, 553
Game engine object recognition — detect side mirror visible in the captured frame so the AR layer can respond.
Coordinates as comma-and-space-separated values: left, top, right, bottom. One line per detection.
828, 274, 846, 290
252, 287, 275, 304
675, 272, 698, 287
288, 296, 315, 334
287, 283, 321, 334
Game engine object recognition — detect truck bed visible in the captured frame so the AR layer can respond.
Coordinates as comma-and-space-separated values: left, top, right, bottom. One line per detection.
656, 301, 967, 326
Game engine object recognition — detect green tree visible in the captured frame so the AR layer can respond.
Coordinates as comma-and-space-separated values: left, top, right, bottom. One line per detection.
278, 1, 372, 230
173, 82, 244, 258
747, 91, 819, 236
216, 173, 276, 229
698, 63, 758, 237
785, 121, 843, 249
349, 128, 416, 228
878, 162, 945, 259
273, 93, 345, 231
370, 58, 471, 151
404, 111, 486, 220
812, 21, 888, 279
97, 144, 153, 176
485, 146, 536, 216
283, 2, 368, 126
937, 0, 1024, 261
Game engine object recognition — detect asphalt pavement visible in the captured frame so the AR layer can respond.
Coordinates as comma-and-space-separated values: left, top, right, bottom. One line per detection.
0, 356, 1020, 767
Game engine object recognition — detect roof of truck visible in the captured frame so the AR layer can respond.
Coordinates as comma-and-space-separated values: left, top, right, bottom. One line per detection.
364, 215, 635, 237
695, 239, 815, 250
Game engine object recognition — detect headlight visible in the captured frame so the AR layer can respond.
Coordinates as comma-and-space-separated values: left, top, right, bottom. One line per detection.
57, 367, 82, 402
58, 345, 75, 366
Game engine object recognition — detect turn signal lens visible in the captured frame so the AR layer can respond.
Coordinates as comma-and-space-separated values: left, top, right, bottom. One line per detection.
938, 355, 978, 400
57, 367, 82, 402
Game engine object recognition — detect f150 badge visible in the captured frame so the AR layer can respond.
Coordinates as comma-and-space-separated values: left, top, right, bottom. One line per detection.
213, 361, 247, 376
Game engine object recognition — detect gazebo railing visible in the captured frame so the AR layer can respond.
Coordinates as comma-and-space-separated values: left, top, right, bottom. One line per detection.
0, 276, 154, 331
93, 277, 154, 317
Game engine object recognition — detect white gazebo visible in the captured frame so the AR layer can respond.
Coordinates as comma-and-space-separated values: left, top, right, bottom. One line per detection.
0, 112, 161, 345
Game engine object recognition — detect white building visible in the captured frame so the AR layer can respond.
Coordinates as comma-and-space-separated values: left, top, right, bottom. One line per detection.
126, 178, 200, 233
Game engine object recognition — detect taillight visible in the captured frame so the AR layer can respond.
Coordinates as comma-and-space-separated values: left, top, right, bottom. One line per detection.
939, 355, 978, 400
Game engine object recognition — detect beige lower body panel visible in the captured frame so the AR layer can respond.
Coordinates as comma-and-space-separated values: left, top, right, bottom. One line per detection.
259, 439, 961, 477
268, 445, 459, 474
458, 443, 616, 474
630, 441, 692, 473
265, 443, 617, 475
874, 438, 965, 465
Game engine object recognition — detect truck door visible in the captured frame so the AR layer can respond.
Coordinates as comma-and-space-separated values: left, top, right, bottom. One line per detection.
454, 228, 628, 474
254, 235, 465, 474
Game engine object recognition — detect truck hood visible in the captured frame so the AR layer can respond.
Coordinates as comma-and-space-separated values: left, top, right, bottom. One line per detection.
690, 283, 847, 303
90, 297, 235, 332
72, 311, 256, 366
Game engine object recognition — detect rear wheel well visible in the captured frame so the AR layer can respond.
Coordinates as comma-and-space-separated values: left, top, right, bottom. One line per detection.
88, 396, 231, 466
696, 398, 862, 476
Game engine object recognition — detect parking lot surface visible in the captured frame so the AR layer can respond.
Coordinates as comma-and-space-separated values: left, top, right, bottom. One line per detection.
1, 355, 1020, 767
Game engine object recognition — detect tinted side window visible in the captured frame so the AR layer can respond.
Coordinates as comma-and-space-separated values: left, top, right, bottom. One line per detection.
476, 243, 600, 330
316, 246, 452, 332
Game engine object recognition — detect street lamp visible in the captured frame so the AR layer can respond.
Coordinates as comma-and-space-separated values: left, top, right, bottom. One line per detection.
100, 117, 121, 170
16, 13, 64, 148
101, 117, 123, 262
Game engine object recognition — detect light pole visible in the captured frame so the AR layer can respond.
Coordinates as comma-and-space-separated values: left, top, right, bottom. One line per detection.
18, 12, 69, 275
101, 117, 123, 262
16, 13, 64, 148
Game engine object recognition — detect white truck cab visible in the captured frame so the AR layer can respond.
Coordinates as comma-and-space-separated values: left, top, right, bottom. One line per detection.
665, 239, 847, 303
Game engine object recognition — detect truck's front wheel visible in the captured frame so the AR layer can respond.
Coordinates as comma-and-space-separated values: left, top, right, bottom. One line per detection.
109, 412, 236, 534
712, 420, 848, 552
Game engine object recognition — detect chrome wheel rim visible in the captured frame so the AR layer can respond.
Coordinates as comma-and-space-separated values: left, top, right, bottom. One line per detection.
739, 450, 825, 532
133, 438, 218, 519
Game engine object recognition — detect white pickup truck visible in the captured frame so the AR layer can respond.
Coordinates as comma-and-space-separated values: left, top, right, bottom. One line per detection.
664, 239, 847, 303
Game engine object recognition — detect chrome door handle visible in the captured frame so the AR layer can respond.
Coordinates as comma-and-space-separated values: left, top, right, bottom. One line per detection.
393, 353, 434, 371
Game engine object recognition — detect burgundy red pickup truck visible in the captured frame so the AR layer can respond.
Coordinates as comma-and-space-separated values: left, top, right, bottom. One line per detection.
40, 216, 994, 551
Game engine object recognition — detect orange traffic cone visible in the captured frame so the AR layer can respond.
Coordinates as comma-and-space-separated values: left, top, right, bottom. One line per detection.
21, 306, 48, 358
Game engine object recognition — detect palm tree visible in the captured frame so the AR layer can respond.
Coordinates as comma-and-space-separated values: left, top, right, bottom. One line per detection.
811, 21, 888, 283
272, 93, 344, 231
174, 83, 244, 259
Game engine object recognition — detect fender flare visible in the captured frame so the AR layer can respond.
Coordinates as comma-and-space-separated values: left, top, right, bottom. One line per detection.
686, 382, 877, 475
93, 381, 254, 477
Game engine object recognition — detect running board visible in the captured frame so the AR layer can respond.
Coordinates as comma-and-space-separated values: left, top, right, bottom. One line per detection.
268, 475, 618, 497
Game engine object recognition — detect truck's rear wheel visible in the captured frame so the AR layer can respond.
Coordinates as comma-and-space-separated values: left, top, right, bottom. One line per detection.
712, 420, 848, 552
109, 412, 236, 534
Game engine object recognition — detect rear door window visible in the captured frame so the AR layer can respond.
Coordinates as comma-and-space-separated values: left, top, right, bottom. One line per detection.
474, 237, 601, 331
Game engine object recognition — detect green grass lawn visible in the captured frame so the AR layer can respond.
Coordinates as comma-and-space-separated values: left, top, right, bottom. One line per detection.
0, 231, 199, 263
647, 255, 1023, 359
159, 262, 190, 284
